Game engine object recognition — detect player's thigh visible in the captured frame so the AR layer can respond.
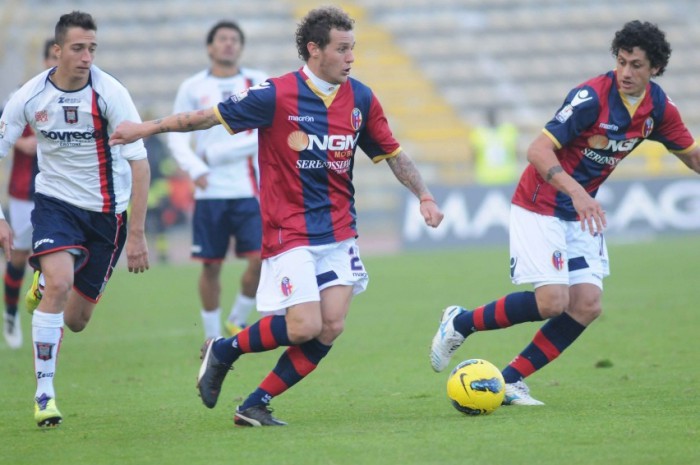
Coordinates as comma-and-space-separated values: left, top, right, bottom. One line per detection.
228, 198, 262, 256
8, 197, 33, 251
191, 199, 230, 259
315, 238, 369, 297
509, 205, 569, 286
256, 246, 320, 313
565, 225, 609, 289
73, 212, 127, 303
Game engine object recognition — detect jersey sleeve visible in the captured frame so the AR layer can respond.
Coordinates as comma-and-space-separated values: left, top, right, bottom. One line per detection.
357, 93, 401, 163
543, 86, 601, 149
214, 81, 275, 134
167, 80, 209, 180
0, 88, 30, 159
106, 84, 147, 161
648, 95, 697, 153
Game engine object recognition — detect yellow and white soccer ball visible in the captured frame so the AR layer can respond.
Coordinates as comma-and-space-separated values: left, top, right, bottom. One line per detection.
446, 359, 505, 416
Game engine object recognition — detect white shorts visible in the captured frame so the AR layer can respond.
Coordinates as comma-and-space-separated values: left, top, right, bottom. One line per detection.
256, 238, 369, 313
509, 205, 610, 289
9, 197, 34, 251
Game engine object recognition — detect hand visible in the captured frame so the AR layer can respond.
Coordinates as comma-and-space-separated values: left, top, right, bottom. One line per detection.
109, 121, 142, 146
125, 233, 150, 273
571, 192, 606, 235
0, 220, 13, 262
420, 199, 444, 228
194, 173, 209, 190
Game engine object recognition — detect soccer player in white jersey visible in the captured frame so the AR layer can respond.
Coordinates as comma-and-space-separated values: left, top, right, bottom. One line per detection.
0, 11, 151, 428
168, 21, 267, 339
1, 39, 58, 350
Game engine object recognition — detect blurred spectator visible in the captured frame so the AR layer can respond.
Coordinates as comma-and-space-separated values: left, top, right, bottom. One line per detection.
471, 107, 519, 185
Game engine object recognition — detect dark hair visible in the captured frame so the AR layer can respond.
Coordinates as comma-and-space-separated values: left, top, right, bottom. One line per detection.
55, 11, 96, 45
43, 38, 56, 60
206, 20, 245, 46
611, 20, 671, 77
295, 6, 354, 62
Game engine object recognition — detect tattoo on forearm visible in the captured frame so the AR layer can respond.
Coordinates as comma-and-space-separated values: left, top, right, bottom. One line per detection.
546, 166, 563, 182
387, 154, 427, 197
152, 118, 168, 134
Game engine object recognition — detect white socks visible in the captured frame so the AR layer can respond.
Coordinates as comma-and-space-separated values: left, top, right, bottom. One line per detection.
227, 293, 256, 327
32, 310, 64, 400
200, 308, 221, 339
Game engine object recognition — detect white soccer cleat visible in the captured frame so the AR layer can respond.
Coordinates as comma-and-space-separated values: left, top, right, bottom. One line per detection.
430, 305, 466, 372
503, 380, 545, 406
3, 312, 22, 349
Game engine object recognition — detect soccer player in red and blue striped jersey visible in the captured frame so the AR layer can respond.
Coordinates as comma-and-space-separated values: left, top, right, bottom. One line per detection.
431, 20, 700, 405
111, 6, 443, 426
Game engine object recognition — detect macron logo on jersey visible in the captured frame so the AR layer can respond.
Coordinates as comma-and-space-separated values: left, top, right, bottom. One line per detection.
571, 89, 593, 107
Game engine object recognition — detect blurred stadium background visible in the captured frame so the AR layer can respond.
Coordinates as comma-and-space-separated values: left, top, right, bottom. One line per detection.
1, 0, 699, 257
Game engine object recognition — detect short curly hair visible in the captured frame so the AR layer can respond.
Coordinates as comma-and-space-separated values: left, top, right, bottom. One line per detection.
295, 6, 354, 62
610, 20, 671, 77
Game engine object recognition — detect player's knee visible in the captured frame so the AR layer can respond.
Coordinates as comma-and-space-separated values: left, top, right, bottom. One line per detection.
286, 317, 322, 343
534, 287, 569, 319
570, 301, 602, 325
64, 316, 88, 332
320, 319, 345, 343
44, 276, 73, 298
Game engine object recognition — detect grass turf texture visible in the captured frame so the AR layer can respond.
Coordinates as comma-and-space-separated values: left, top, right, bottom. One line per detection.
1, 237, 698, 465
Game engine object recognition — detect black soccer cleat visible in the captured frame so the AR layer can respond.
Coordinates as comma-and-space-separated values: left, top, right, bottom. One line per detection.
196, 337, 232, 408
234, 405, 287, 427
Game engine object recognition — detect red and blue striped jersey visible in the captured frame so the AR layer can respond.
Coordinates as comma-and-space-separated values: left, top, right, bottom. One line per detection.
512, 70, 697, 220
215, 68, 401, 258
8, 125, 38, 200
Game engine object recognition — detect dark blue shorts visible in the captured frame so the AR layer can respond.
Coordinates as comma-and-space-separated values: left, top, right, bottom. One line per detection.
29, 193, 127, 302
191, 198, 262, 261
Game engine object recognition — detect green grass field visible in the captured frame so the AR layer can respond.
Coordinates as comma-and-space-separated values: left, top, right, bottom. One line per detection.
1, 237, 698, 465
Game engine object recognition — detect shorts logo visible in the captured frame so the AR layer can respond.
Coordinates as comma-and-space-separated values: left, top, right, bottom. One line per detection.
510, 257, 517, 278
35, 342, 55, 361
63, 106, 79, 124
552, 251, 565, 271
280, 277, 294, 297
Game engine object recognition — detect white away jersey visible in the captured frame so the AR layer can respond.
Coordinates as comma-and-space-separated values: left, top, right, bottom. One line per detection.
0, 65, 146, 213
168, 68, 267, 199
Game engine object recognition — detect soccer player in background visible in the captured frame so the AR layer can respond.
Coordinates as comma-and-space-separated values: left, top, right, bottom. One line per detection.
431, 20, 700, 405
0, 11, 151, 427
168, 20, 266, 340
110, 6, 443, 426
2, 39, 58, 350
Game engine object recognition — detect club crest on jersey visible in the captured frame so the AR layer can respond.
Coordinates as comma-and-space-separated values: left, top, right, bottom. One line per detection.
280, 277, 294, 297
552, 251, 564, 271
642, 117, 654, 138
63, 106, 79, 124
35, 342, 55, 361
350, 108, 362, 131
35, 110, 48, 123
